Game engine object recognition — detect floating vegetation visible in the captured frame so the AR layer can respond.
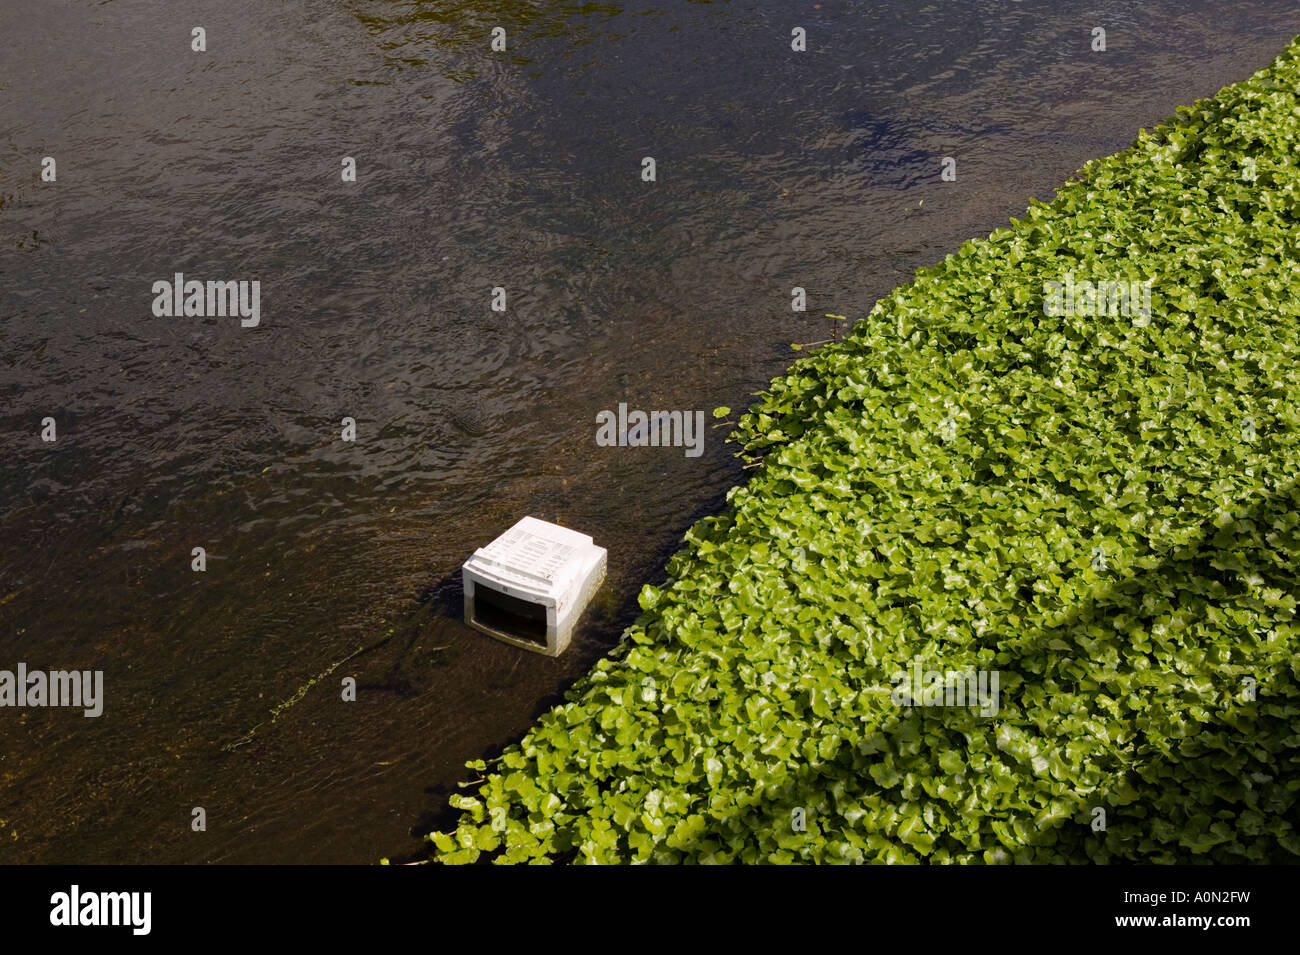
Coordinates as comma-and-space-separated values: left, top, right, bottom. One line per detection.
426, 36, 1300, 864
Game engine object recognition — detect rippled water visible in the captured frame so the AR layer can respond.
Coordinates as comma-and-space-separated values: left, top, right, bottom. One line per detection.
1, 1, 1296, 863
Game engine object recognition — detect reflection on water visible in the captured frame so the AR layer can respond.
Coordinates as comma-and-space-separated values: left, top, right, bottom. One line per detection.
0, 0, 1296, 862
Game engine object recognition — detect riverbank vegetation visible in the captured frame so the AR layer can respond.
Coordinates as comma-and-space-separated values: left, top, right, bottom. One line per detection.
427, 35, 1300, 863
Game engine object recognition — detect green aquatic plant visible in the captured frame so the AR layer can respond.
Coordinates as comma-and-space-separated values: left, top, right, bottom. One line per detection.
426, 35, 1300, 864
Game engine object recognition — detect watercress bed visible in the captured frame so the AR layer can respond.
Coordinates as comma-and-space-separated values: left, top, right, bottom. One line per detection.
423, 35, 1300, 864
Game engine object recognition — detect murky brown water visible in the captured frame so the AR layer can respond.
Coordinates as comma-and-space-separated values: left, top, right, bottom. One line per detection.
1, 1, 1296, 863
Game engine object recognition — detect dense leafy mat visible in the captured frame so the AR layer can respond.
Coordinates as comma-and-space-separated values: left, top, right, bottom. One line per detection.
427, 37, 1300, 863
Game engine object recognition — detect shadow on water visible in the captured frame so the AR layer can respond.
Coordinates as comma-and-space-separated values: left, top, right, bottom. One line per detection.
389, 480, 729, 862
1, 0, 1298, 862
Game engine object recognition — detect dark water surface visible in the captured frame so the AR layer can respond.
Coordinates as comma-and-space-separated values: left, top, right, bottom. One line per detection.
1, 1, 1296, 862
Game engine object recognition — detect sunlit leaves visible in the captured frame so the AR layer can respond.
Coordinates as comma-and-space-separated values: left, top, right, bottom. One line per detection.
427, 35, 1300, 865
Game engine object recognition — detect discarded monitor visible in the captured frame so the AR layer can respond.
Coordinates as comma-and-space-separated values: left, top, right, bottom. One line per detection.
462, 516, 607, 657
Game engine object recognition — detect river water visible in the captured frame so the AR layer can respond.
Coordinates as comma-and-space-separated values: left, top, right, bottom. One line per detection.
1, 1, 1295, 863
